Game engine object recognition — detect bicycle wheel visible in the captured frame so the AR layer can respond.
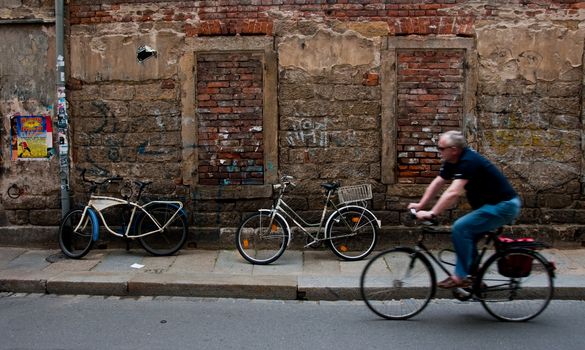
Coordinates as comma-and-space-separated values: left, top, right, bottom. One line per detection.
326, 206, 378, 260
236, 212, 289, 265
58, 209, 95, 259
477, 249, 554, 322
360, 247, 436, 320
137, 203, 188, 256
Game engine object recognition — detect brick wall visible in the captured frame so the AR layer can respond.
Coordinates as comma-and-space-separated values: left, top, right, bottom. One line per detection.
196, 53, 264, 186
68, 1, 584, 38
396, 49, 465, 184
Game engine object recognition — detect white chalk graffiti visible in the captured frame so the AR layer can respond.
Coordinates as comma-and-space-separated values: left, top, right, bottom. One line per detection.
286, 119, 329, 147
286, 118, 358, 147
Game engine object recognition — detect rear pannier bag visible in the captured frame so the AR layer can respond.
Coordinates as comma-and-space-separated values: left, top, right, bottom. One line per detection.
496, 237, 535, 278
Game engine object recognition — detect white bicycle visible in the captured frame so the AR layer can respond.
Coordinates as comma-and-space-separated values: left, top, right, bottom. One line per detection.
58, 170, 188, 258
235, 175, 381, 264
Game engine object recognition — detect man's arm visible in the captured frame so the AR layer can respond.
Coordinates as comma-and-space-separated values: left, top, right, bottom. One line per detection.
412, 178, 467, 220
430, 178, 467, 216
408, 176, 446, 211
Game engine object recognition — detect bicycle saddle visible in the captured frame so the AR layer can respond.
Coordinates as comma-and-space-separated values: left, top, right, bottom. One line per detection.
320, 182, 340, 192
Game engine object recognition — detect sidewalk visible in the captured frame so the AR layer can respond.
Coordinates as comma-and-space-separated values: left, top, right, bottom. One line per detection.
1, 247, 584, 300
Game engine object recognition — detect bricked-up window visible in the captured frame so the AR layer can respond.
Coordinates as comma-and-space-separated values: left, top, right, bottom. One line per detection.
396, 49, 465, 184
196, 53, 264, 185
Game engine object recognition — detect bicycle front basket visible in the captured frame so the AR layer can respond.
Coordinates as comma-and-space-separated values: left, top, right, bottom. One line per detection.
337, 184, 372, 205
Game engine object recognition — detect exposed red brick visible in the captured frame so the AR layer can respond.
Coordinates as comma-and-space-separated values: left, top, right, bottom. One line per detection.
196, 52, 264, 185
396, 48, 465, 182
362, 72, 379, 86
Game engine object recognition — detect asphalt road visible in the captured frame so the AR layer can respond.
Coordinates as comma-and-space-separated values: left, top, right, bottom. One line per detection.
1, 294, 583, 350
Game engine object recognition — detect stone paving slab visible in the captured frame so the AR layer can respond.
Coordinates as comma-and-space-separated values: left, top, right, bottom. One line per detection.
302, 251, 341, 275
91, 250, 146, 273
214, 250, 253, 274
167, 250, 217, 274
42, 258, 101, 273
0, 247, 26, 269
252, 250, 303, 276
5, 250, 53, 271
139, 255, 176, 274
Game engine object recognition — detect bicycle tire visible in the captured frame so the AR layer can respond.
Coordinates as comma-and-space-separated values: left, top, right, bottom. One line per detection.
476, 248, 554, 322
360, 247, 436, 320
235, 212, 289, 265
326, 206, 378, 261
58, 209, 95, 259
137, 203, 188, 256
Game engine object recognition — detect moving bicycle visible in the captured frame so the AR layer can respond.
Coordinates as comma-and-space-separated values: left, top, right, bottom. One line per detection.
361, 131, 557, 321
360, 209, 556, 321
58, 169, 188, 259
235, 175, 381, 264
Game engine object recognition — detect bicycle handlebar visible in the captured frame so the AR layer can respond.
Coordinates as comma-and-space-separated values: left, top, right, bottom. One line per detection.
409, 208, 439, 226
281, 175, 296, 187
274, 175, 296, 190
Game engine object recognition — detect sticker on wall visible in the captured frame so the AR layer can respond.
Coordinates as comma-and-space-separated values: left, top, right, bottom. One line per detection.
10, 116, 54, 160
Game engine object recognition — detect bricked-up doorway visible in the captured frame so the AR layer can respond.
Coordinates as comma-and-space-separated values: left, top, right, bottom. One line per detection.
196, 52, 264, 185
381, 37, 476, 185
396, 49, 466, 184
180, 37, 278, 197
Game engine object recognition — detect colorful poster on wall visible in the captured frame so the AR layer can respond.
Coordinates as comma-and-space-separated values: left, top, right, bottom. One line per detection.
10, 116, 53, 160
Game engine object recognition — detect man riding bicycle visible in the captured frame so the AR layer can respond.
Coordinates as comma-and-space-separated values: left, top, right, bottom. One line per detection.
408, 130, 521, 289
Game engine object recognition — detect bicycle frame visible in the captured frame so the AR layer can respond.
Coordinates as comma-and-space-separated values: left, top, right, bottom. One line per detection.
267, 186, 379, 247
413, 228, 493, 282
76, 194, 184, 241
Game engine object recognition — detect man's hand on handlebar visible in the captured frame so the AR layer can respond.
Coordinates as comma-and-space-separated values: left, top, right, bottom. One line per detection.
413, 209, 436, 221
408, 207, 438, 225
408, 203, 434, 220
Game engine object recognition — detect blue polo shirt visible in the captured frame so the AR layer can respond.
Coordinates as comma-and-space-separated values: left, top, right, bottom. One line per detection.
439, 147, 517, 209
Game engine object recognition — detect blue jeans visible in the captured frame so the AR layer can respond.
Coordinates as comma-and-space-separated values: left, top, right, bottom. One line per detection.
451, 197, 522, 279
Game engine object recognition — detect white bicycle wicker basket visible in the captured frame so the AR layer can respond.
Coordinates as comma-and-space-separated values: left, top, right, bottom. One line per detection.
337, 184, 372, 204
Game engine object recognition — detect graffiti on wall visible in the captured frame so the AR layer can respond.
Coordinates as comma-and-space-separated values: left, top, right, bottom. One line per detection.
286, 118, 357, 147
10, 115, 54, 160
286, 118, 329, 147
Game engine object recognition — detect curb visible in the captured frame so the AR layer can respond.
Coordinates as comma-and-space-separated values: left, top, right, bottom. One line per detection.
2, 274, 584, 301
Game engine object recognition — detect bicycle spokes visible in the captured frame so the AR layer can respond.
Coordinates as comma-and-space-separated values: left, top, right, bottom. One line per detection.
327, 208, 377, 260
236, 212, 289, 264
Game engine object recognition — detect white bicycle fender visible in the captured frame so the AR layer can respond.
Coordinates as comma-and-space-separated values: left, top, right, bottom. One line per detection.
324, 205, 382, 231
258, 209, 293, 245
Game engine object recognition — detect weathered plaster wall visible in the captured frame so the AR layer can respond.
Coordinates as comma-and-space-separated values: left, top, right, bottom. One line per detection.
66, 21, 187, 205
69, 23, 185, 82
276, 27, 382, 225
278, 29, 380, 73
277, 28, 381, 162
0, 23, 61, 226
0, 0, 54, 22
475, 21, 585, 226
